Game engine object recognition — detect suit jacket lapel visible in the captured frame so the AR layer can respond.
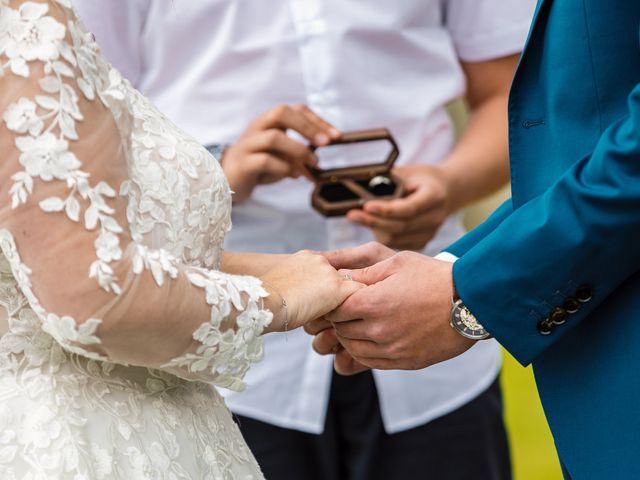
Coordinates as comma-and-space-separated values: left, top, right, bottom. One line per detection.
522, 0, 549, 55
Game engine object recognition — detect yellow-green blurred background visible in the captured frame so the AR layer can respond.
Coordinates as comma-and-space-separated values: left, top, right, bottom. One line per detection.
457, 96, 563, 479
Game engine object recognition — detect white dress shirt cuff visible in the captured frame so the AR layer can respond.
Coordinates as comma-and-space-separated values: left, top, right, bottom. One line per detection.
435, 251, 459, 263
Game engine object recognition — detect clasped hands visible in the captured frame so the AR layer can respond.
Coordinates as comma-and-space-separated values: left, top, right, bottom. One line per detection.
304, 242, 476, 375
223, 104, 474, 372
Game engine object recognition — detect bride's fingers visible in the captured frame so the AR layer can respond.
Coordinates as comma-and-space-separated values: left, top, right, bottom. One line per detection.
332, 319, 371, 340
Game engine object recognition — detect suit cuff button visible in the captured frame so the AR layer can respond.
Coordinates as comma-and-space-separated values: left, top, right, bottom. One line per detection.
563, 298, 580, 313
576, 285, 593, 303
537, 319, 554, 335
549, 307, 568, 325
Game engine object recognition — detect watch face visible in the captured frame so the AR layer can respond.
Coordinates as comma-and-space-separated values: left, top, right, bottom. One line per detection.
451, 301, 490, 341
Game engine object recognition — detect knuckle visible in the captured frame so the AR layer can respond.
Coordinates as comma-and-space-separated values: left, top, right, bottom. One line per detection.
270, 105, 290, 119
396, 250, 414, 261
349, 294, 372, 318
386, 342, 403, 359
390, 250, 413, 266
265, 129, 283, 144
368, 323, 387, 343
389, 252, 404, 267
296, 250, 313, 260
370, 241, 389, 257
365, 240, 382, 250
255, 153, 274, 169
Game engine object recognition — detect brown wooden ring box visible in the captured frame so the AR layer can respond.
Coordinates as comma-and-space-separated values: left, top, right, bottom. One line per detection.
308, 128, 403, 217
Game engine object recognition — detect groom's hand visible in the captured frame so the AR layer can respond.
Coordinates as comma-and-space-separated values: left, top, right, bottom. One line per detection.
313, 251, 475, 372
305, 242, 395, 374
322, 241, 395, 270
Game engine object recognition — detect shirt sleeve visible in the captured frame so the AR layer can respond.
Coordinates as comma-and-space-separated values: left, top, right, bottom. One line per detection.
434, 252, 459, 263
0, 0, 271, 391
445, 0, 537, 62
71, 0, 149, 86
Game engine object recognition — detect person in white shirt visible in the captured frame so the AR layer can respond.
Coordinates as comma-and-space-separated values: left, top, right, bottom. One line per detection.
74, 1, 535, 478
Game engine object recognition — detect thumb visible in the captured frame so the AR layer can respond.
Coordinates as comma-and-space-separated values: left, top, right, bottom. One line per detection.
321, 244, 373, 270
312, 328, 340, 355
338, 279, 366, 302
341, 254, 397, 286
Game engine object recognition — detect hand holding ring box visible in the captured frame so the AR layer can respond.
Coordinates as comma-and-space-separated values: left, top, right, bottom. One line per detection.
308, 128, 404, 217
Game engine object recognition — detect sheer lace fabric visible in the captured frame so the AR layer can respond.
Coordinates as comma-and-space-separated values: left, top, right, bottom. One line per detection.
0, 0, 269, 477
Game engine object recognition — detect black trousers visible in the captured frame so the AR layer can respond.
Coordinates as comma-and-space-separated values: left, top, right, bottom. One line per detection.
235, 370, 511, 480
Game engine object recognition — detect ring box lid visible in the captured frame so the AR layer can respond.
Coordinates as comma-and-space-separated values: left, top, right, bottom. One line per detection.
307, 128, 400, 182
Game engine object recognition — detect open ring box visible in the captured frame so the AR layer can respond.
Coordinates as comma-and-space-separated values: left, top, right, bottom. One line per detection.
308, 128, 404, 217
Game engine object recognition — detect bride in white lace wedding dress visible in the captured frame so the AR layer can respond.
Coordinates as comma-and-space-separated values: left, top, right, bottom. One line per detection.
0, 1, 360, 478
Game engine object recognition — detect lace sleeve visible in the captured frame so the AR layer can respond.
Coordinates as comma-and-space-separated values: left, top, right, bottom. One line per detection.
0, 0, 272, 391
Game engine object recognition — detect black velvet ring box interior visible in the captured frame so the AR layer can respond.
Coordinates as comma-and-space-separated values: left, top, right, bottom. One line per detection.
308, 128, 403, 217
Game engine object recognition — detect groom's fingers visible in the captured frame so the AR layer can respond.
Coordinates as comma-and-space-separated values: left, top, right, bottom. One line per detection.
332, 319, 374, 341
343, 254, 398, 286
336, 334, 389, 359
334, 349, 371, 376
324, 293, 366, 324
312, 333, 373, 375
312, 328, 341, 355
304, 317, 332, 336
350, 357, 399, 371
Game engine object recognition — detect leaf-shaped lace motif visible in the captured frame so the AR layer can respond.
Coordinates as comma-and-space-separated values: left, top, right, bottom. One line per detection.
1, 1, 125, 293
1, 0, 271, 387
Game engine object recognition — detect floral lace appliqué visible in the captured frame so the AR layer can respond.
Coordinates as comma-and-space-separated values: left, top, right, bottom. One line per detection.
0, 1, 268, 478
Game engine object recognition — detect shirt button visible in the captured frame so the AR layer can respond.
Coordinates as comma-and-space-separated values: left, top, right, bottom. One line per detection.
537, 319, 554, 335
563, 298, 581, 314
549, 307, 568, 325
576, 285, 593, 303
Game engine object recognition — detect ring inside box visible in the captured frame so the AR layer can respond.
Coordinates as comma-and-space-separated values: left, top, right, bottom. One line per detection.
308, 129, 403, 217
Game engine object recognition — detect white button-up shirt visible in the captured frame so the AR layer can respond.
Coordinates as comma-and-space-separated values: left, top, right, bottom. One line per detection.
74, 0, 535, 434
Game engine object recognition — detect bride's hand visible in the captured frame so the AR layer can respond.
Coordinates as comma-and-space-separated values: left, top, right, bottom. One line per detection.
260, 251, 362, 332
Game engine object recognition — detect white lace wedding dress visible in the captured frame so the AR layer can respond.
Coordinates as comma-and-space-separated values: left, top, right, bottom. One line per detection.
0, 1, 271, 478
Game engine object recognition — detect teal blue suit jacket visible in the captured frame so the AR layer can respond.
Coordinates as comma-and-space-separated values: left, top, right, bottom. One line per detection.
447, 1, 640, 477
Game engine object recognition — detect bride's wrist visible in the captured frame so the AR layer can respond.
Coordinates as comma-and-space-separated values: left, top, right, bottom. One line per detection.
261, 281, 289, 334
222, 252, 288, 277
